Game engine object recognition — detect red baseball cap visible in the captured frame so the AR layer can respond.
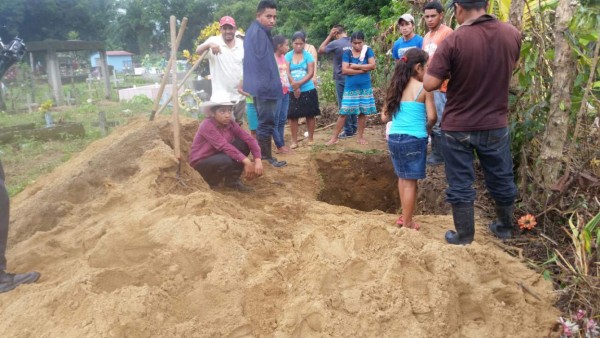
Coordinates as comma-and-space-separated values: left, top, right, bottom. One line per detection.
219, 16, 236, 28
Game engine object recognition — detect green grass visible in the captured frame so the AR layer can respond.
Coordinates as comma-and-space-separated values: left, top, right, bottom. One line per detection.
343, 148, 385, 155
0, 97, 154, 197
0, 137, 93, 196
310, 143, 330, 154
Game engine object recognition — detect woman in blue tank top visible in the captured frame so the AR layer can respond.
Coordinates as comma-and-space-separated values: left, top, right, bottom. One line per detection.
381, 48, 437, 230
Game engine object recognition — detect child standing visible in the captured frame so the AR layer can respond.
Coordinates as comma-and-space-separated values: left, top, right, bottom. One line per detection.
382, 48, 436, 230
238, 79, 258, 139
326, 31, 377, 146
273, 35, 292, 154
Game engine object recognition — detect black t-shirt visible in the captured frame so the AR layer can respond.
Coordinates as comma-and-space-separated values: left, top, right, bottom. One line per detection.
427, 15, 521, 132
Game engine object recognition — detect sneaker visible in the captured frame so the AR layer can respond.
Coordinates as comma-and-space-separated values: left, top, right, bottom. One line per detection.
0, 271, 41, 293
267, 158, 287, 168
338, 132, 355, 139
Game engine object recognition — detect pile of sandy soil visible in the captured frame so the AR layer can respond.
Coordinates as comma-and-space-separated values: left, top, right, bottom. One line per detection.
0, 116, 559, 337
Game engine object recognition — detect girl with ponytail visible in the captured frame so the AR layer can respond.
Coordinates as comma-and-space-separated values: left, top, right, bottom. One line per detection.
382, 48, 437, 230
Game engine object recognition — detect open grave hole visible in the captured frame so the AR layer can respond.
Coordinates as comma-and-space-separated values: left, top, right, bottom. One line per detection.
313, 152, 450, 215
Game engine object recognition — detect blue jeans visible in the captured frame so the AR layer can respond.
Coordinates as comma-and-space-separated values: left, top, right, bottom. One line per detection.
273, 93, 289, 148
441, 127, 517, 205
335, 80, 357, 135
431, 91, 447, 137
388, 134, 428, 180
254, 97, 277, 140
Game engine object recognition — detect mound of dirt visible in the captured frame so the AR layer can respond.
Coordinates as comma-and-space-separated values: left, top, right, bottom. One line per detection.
0, 117, 558, 337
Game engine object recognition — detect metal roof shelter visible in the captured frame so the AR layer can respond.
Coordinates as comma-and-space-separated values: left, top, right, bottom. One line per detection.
26, 40, 111, 105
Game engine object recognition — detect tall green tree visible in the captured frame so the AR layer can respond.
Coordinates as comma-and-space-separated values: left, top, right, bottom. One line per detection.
0, 0, 115, 42
107, 0, 214, 55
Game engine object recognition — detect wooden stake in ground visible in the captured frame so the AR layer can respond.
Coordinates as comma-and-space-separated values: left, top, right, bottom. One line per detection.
149, 16, 188, 121
170, 16, 181, 162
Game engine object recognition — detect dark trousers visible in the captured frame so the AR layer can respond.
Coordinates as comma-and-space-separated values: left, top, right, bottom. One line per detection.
193, 139, 250, 188
254, 98, 278, 140
441, 127, 517, 206
335, 80, 357, 135
0, 160, 9, 271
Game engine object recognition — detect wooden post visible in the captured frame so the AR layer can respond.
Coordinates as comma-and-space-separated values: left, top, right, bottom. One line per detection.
28, 52, 35, 103
98, 50, 111, 100
87, 74, 94, 102
149, 17, 188, 121
170, 16, 181, 160
113, 69, 118, 88
46, 49, 64, 105
26, 94, 32, 114
98, 111, 107, 136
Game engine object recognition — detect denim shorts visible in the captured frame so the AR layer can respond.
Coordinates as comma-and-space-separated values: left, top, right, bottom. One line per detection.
246, 102, 258, 131
387, 134, 428, 179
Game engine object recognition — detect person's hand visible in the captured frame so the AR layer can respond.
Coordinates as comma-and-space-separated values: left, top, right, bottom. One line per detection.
381, 108, 389, 123
291, 81, 301, 91
243, 160, 256, 180
210, 43, 221, 55
254, 159, 264, 177
329, 27, 339, 38
312, 78, 318, 87
294, 88, 301, 99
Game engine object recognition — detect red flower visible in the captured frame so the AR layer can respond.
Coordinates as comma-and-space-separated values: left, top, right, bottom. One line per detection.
518, 214, 537, 230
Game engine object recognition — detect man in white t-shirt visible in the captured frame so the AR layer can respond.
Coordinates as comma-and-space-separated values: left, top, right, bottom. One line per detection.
196, 16, 245, 124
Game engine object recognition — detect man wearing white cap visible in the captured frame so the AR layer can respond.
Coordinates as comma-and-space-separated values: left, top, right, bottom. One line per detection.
196, 16, 245, 125
189, 101, 263, 192
391, 14, 423, 62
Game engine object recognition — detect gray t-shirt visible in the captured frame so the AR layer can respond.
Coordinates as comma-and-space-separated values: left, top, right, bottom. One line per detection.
324, 37, 352, 82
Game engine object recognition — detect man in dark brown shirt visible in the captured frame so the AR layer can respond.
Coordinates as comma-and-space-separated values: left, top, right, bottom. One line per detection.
424, 0, 521, 245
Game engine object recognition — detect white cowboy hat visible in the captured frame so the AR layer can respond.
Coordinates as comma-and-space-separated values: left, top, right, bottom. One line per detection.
199, 101, 235, 115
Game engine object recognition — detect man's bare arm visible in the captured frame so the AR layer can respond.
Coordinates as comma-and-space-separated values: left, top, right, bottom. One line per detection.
423, 73, 443, 92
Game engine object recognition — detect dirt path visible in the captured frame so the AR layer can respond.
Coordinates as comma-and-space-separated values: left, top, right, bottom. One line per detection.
0, 116, 558, 337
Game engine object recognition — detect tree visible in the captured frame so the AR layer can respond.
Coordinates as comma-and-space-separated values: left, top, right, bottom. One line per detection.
509, 0, 525, 30
0, 0, 115, 42
539, 0, 579, 188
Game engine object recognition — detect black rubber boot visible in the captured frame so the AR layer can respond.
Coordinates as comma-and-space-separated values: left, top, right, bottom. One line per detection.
259, 137, 287, 168
445, 202, 475, 245
427, 134, 444, 166
224, 178, 253, 193
488, 203, 514, 239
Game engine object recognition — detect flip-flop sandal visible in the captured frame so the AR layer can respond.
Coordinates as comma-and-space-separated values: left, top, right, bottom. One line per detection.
307, 141, 314, 146
396, 215, 404, 226
290, 143, 298, 149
